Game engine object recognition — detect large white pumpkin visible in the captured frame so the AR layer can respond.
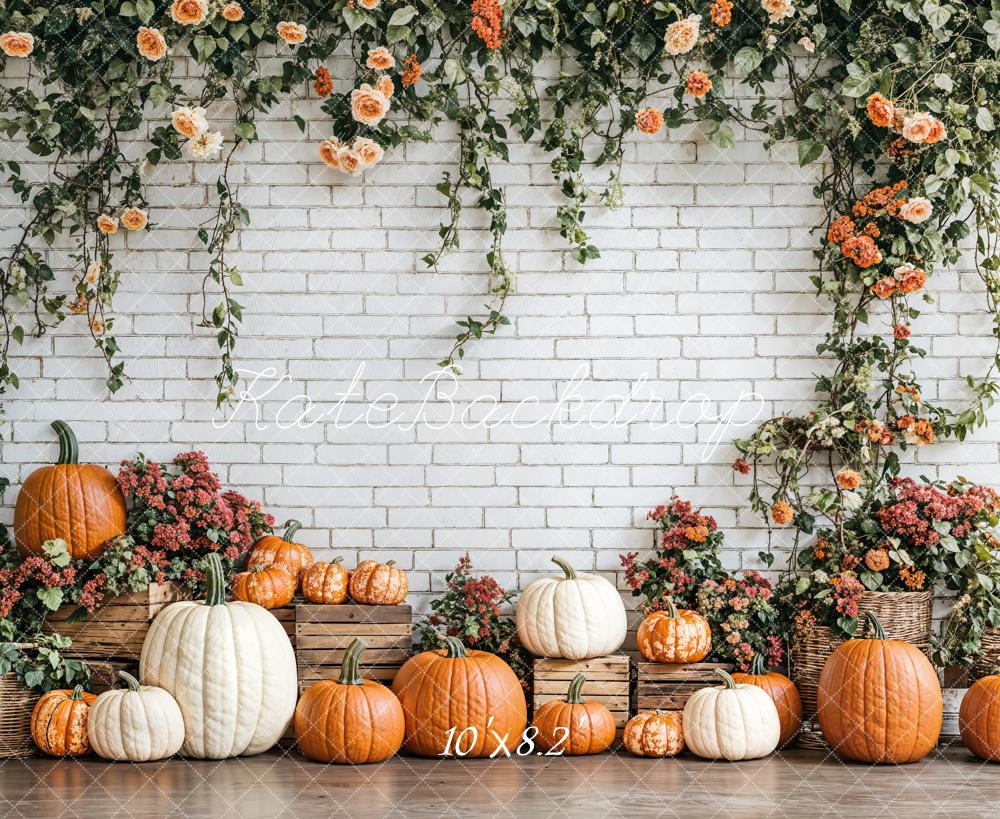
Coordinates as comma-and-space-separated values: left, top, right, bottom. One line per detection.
683, 669, 781, 761
139, 552, 297, 759
515, 556, 627, 659
88, 670, 185, 762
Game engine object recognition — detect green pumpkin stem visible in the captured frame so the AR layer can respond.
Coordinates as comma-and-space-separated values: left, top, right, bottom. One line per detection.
566, 673, 586, 704
714, 668, 737, 690
331, 556, 343, 565
552, 556, 576, 580
282, 520, 302, 541
117, 670, 142, 692
864, 611, 887, 640
69, 684, 85, 701
664, 597, 679, 619
338, 638, 367, 686
443, 636, 467, 658
51, 420, 79, 465
205, 552, 226, 606
749, 653, 768, 676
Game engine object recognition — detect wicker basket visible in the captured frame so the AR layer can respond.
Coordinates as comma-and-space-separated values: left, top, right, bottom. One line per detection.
789, 589, 933, 749
971, 626, 1000, 681
0, 643, 37, 759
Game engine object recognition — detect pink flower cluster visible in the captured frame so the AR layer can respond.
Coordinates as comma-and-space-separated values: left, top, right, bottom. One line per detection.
877, 477, 998, 549
0, 550, 77, 618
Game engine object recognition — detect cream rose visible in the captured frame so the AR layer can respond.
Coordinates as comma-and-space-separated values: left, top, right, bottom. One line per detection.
319, 139, 341, 170
350, 83, 391, 127
664, 15, 700, 56
121, 207, 148, 231
185, 130, 223, 160
277, 21, 307, 45
84, 261, 102, 285
899, 197, 933, 225
366, 47, 396, 71
353, 137, 385, 169
761, 0, 795, 23
96, 214, 119, 235
901, 112, 935, 144
169, 0, 207, 26
136, 26, 167, 61
171, 106, 208, 139
0, 31, 34, 57
336, 147, 363, 177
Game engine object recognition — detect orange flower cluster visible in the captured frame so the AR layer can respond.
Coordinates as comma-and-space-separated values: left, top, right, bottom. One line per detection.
401, 54, 422, 87
313, 66, 334, 98
814, 536, 829, 560
893, 324, 911, 340
471, 0, 505, 49
900, 564, 926, 589
841, 234, 882, 268
635, 107, 664, 135
870, 276, 895, 299
684, 524, 710, 543
897, 415, 935, 445
865, 548, 890, 572
852, 180, 907, 219
826, 216, 854, 244
855, 418, 894, 445
896, 384, 921, 402
866, 93, 894, 128
771, 500, 793, 526
886, 137, 914, 162
709, 0, 733, 26
835, 469, 861, 490
685, 71, 712, 98
896, 265, 926, 294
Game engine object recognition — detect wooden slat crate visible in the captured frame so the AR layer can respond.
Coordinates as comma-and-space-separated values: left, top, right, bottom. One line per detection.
295, 604, 411, 692
636, 662, 732, 711
85, 659, 139, 693
270, 606, 296, 648
43, 582, 190, 662
532, 656, 631, 729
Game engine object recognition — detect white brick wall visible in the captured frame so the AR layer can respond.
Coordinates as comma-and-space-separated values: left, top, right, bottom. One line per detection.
3, 62, 999, 618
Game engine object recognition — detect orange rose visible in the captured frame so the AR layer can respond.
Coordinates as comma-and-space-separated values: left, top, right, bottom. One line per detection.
635, 107, 663, 135
337, 147, 362, 177
353, 137, 384, 169
835, 469, 861, 490
865, 93, 894, 128
171, 106, 208, 139
924, 118, 946, 144
359, 0, 380, 7
221, 2, 244, 21
277, 21, 307, 45
376, 75, 394, 98
121, 207, 148, 231
84, 262, 102, 286
901, 112, 935, 144
136, 26, 167, 61
319, 139, 341, 170
0, 31, 34, 57
366, 46, 395, 71
894, 265, 926, 295
685, 71, 712, 98
169, 0, 207, 26
870, 277, 896, 299
401, 54, 421, 87
91, 318, 105, 336
771, 500, 793, 526
97, 214, 119, 235
350, 83, 390, 127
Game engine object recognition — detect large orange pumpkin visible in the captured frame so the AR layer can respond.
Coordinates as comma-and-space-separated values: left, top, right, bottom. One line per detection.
31, 685, 97, 757
622, 710, 684, 757
301, 558, 350, 605
350, 559, 408, 605
392, 636, 526, 757
231, 563, 296, 609
247, 520, 314, 588
531, 673, 616, 755
14, 420, 126, 560
636, 598, 711, 663
732, 654, 803, 748
817, 613, 941, 763
959, 674, 1000, 761
295, 638, 405, 764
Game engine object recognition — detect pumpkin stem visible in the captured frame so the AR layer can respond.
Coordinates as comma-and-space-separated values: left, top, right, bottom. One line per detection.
664, 597, 679, 619
714, 668, 738, 690
282, 519, 302, 541
338, 638, 367, 686
331, 556, 344, 565
117, 670, 142, 692
205, 552, 226, 606
551, 556, 577, 580
566, 673, 586, 704
864, 612, 887, 640
385, 560, 396, 567
69, 684, 85, 701
749, 653, 768, 676
443, 636, 467, 658
51, 420, 79, 465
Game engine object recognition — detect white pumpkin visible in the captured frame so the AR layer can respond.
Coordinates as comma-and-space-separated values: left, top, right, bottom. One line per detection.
515, 556, 627, 660
88, 670, 185, 762
683, 669, 781, 761
139, 552, 297, 759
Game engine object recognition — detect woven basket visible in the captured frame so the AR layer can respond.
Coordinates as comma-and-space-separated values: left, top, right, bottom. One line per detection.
789, 589, 933, 749
971, 626, 1000, 681
0, 667, 36, 759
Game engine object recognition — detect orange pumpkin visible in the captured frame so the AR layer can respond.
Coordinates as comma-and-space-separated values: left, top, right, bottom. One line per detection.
531, 673, 616, 756
959, 674, 1000, 761
231, 564, 296, 609
14, 420, 126, 560
247, 520, 314, 588
732, 654, 803, 748
301, 557, 350, 605
623, 710, 684, 758
636, 598, 711, 663
392, 636, 527, 757
295, 638, 405, 764
31, 685, 97, 757
350, 559, 408, 605
817, 612, 942, 763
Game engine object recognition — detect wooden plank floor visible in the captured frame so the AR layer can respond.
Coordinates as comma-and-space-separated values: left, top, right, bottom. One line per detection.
1, 746, 998, 818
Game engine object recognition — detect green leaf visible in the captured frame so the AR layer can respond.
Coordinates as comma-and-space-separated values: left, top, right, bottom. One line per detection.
977, 107, 995, 132
733, 47, 762, 78
136, 0, 154, 23
630, 31, 656, 63
42, 538, 71, 567
233, 121, 257, 141
798, 139, 823, 166
343, 6, 368, 31
841, 74, 872, 98
933, 73, 953, 93
36, 586, 64, 611
387, 6, 417, 26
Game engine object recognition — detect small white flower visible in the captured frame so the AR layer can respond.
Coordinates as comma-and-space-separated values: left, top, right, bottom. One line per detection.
798, 36, 815, 53
185, 130, 224, 161
766, 34, 778, 50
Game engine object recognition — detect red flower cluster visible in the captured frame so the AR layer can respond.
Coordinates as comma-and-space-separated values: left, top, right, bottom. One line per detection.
697, 571, 784, 671
831, 574, 864, 618
877, 477, 997, 549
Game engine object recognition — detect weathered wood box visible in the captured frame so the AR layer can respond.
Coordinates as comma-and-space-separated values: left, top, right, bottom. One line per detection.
532, 656, 631, 729
294, 604, 412, 691
636, 661, 733, 711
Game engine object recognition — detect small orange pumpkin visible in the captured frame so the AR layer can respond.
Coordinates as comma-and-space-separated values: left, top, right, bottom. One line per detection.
31, 685, 97, 757
295, 638, 405, 764
732, 654, 803, 748
531, 673, 616, 755
623, 710, 684, 758
247, 520, 314, 588
231, 563, 296, 609
349, 559, 408, 605
636, 598, 711, 663
960, 674, 1000, 761
301, 558, 350, 605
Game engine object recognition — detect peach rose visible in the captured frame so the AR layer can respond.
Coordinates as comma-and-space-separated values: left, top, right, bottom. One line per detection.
0, 31, 34, 58
277, 21, 307, 45
685, 71, 712, 98
899, 197, 932, 224
865, 93, 894, 128
894, 265, 926, 294
359, 0, 380, 7
761, 0, 795, 23
901, 112, 935, 144
376, 75, 394, 98
353, 137, 384, 169
635, 107, 664, 135
221, 2, 244, 21
121, 207, 148, 231
84, 262, 102, 286
319, 139, 341, 170
366, 46, 395, 71
664, 15, 700, 55
350, 83, 390, 127
336, 147, 363, 177
171, 106, 208, 139
924, 118, 946, 144
169, 0, 207, 26
97, 214, 119, 235
136, 27, 167, 61
91, 318, 105, 336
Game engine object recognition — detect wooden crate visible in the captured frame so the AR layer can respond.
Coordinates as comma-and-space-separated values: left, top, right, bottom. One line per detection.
532, 656, 631, 729
86, 659, 139, 693
636, 662, 732, 711
270, 606, 296, 648
43, 582, 190, 662
295, 604, 411, 691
